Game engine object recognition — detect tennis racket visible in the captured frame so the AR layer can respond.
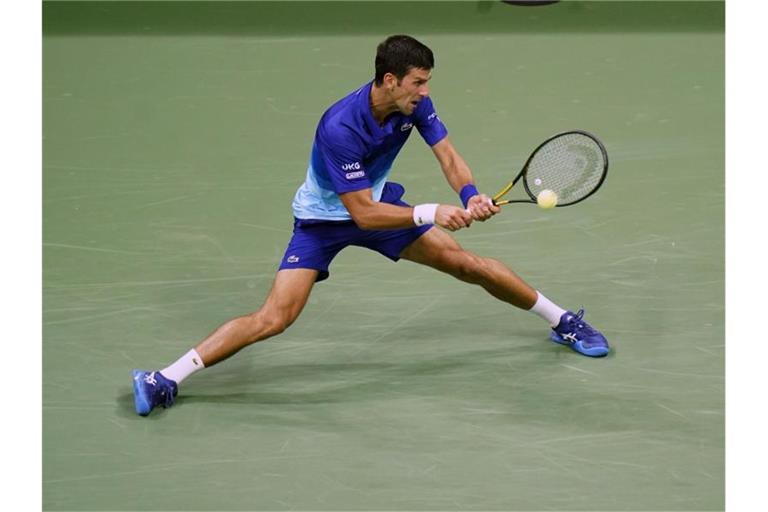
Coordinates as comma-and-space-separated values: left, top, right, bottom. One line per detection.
491, 130, 608, 208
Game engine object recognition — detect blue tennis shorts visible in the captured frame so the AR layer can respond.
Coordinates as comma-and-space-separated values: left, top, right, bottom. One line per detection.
279, 182, 433, 281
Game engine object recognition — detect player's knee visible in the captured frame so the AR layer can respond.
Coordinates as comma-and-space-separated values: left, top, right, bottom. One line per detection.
252, 308, 297, 338
259, 316, 288, 338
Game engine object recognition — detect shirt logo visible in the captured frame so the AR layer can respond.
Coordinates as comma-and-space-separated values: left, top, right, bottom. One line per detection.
401, 122, 414, 132
287, 255, 300, 263
341, 162, 361, 171
345, 170, 365, 180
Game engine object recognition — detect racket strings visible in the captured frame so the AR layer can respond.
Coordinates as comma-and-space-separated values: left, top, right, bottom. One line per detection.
525, 133, 606, 205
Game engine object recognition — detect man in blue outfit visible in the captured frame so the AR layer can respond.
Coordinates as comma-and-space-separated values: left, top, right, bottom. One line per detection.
132, 35, 609, 416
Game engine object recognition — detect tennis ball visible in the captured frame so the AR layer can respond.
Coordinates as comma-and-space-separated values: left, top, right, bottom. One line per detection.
537, 189, 558, 209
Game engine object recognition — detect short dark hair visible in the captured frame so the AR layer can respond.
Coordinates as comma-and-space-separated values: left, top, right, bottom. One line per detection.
374, 35, 434, 86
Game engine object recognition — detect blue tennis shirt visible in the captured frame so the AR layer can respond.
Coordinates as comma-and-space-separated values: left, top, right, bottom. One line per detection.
292, 80, 449, 221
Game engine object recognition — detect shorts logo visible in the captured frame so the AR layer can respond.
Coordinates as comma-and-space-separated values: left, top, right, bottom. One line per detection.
345, 170, 365, 180
341, 162, 361, 171
401, 122, 413, 131
287, 255, 300, 263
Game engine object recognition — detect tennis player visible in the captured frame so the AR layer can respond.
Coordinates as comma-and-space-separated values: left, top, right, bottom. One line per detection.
132, 35, 609, 416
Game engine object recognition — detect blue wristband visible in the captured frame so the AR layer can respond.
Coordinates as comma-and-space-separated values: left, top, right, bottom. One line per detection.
459, 184, 479, 208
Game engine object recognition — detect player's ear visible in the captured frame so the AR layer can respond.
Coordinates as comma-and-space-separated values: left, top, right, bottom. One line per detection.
383, 72, 396, 91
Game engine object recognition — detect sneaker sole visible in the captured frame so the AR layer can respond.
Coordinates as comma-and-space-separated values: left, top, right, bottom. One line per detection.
550, 332, 609, 357
131, 369, 152, 416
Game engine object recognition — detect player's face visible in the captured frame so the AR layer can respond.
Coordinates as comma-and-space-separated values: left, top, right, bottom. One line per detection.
391, 67, 432, 115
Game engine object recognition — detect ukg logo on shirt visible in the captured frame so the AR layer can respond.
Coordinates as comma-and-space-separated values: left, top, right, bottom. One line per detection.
342, 161, 364, 179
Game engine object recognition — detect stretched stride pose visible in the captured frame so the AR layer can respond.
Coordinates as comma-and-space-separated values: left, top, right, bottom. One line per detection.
132, 35, 609, 416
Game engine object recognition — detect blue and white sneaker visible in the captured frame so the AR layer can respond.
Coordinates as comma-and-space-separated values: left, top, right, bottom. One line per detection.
550, 309, 610, 357
132, 370, 178, 416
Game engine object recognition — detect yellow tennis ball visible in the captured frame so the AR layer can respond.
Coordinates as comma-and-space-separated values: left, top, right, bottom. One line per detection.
537, 189, 558, 209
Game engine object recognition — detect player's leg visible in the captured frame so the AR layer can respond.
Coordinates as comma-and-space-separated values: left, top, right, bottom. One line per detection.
399, 228, 609, 357
192, 268, 318, 367
132, 268, 318, 416
399, 228, 538, 308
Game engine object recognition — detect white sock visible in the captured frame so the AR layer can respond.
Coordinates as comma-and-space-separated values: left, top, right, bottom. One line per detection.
529, 291, 567, 327
160, 349, 205, 384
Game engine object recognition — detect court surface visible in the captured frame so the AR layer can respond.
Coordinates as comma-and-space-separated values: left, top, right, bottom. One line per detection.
43, 2, 724, 510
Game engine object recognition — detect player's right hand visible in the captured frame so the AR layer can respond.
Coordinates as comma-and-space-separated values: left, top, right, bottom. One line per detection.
467, 194, 501, 221
435, 204, 473, 231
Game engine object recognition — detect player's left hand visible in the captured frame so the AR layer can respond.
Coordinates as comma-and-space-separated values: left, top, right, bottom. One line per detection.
467, 194, 500, 221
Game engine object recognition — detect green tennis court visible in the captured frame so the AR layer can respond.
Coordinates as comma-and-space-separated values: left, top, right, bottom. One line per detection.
43, 2, 724, 510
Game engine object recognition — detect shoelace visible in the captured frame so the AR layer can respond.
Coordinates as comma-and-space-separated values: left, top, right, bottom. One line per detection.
568, 309, 599, 336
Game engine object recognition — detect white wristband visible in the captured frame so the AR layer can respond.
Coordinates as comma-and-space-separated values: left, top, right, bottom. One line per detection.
413, 203, 439, 226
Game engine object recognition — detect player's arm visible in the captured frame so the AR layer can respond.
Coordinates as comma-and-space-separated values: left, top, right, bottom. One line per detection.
339, 188, 472, 232
431, 137, 499, 221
